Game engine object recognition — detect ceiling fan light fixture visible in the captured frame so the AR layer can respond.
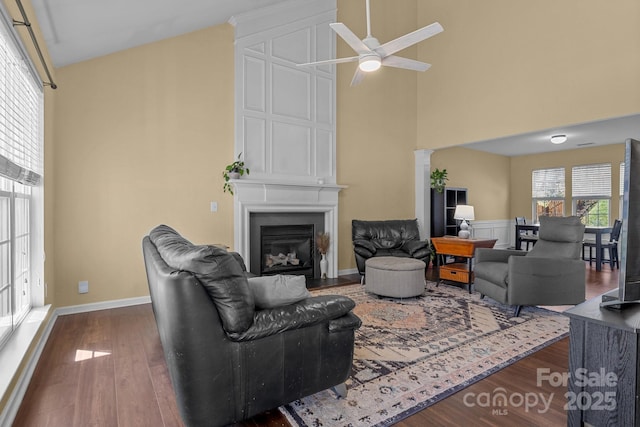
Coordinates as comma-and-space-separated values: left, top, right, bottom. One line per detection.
358, 55, 381, 72
550, 134, 568, 144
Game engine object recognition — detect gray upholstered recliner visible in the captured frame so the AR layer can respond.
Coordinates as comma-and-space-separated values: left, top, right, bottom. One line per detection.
143, 225, 361, 427
474, 216, 586, 316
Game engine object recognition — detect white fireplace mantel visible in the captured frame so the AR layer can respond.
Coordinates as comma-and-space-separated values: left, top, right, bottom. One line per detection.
232, 179, 346, 278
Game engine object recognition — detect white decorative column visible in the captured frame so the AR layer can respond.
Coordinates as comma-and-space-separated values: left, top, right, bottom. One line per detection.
415, 149, 434, 240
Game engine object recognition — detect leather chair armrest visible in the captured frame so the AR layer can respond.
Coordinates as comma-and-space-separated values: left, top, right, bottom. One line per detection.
475, 248, 524, 263
353, 239, 376, 257
329, 312, 362, 333
401, 240, 430, 257
228, 295, 357, 341
354, 239, 376, 252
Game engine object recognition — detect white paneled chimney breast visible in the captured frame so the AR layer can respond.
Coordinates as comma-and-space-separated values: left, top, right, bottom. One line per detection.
230, 1, 343, 278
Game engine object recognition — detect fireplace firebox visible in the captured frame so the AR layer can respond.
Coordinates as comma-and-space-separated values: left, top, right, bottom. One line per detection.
261, 224, 313, 277
249, 212, 325, 279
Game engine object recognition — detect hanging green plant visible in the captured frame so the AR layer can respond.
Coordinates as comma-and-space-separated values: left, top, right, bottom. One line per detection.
430, 168, 448, 193
222, 152, 250, 195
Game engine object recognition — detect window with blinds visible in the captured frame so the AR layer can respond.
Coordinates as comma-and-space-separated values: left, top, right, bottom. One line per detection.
531, 167, 565, 222
0, 5, 43, 349
572, 163, 611, 226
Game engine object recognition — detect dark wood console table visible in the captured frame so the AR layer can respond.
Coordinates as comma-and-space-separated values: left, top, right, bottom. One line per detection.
431, 236, 497, 293
565, 290, 640, 426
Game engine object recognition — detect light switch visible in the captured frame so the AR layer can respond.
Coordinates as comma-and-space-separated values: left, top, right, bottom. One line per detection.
210, 201, 218, 212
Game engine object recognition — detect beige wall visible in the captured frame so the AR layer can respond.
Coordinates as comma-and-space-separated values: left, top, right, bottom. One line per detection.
510, 144, 626, 220
53, 25, 236, 306
49, 1, 419, 306
431, 147, 511, 220
336, 0, 418, 271
431, 144, 627, 224
417, 0, 640, 148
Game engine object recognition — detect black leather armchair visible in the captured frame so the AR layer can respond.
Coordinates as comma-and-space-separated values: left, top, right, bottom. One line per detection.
351, 219, 430, 280
143, 225, 361, 427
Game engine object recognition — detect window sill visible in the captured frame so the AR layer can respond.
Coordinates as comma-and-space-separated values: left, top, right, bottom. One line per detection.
0, 305, 54, 423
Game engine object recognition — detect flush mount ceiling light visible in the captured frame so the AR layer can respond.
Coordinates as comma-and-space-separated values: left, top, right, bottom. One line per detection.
550, 134, 568, 144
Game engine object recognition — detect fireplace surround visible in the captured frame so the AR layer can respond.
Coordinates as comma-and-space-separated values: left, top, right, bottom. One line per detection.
250, 212, 325, 278
232, 179, 344, 279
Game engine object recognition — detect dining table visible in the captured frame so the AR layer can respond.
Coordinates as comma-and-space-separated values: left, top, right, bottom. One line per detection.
515, 223, 613, 272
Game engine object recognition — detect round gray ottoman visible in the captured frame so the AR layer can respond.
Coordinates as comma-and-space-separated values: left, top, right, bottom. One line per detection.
365, 256, 426, 298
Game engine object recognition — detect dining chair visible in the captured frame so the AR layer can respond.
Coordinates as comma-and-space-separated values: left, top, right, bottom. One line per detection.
582, 219, 622, 269
515, 216, 538, 250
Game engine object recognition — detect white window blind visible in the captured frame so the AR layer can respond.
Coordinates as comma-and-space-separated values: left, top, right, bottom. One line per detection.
572, 164, 611, 197
0, 10, 43, 185
532, 168, 565, 198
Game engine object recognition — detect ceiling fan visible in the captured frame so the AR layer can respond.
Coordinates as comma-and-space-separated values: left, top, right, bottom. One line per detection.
298, 0, 443, 86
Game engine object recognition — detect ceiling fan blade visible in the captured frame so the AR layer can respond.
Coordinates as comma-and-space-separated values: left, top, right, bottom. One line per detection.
375, 22, 443, 58
297, 56, 359, 67
330, 22, 371, 55
350, 68, 366, 86
382, 56, 431, 72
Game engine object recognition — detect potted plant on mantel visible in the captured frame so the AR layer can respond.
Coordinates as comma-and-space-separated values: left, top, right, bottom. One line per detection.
223, 152, 250, 195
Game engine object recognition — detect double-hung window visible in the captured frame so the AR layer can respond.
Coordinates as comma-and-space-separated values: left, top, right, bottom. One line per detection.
532, 167, 565, 223
572, 163, 611, 226
0, 6, 44, 349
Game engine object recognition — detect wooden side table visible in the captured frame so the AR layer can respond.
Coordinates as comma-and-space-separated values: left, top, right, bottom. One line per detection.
431, 236, 497, 293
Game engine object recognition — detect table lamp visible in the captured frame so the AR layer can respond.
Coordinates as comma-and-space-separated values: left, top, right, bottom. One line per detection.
454, 204, 475, 239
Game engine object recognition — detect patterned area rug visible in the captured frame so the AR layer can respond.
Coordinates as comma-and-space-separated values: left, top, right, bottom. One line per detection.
280, 282, 569, 427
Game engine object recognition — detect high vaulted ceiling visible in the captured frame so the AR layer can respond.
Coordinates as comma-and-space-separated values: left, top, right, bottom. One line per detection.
28, 0, 640, 156
30, 0, 290, 67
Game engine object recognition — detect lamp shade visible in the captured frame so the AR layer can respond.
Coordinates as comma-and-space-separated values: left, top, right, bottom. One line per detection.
453, 204, 475, 220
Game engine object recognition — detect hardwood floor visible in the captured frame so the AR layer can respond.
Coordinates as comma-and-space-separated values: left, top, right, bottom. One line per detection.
13, 265, 618, 427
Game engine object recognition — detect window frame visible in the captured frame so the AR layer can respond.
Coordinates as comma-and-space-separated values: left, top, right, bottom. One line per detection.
0, 2, 44, 350
531, 167, 565, 223
571, 163, 612, 226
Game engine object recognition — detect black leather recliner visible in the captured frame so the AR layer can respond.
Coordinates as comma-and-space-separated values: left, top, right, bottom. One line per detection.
143, 225, 361, 427
351, 219, 431, 279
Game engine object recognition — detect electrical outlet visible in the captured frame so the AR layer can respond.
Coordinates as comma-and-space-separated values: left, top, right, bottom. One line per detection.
78, 280, 89, 294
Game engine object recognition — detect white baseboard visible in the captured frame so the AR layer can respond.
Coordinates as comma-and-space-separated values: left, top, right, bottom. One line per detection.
56, 295, 151, 316
338, 267, 358, 276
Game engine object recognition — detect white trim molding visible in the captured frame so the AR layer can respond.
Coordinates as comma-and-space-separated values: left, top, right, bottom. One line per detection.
415, 149, 434, 240
56, 296, 151, 316
470, 219, 512, 249
232, 179, 345, 278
